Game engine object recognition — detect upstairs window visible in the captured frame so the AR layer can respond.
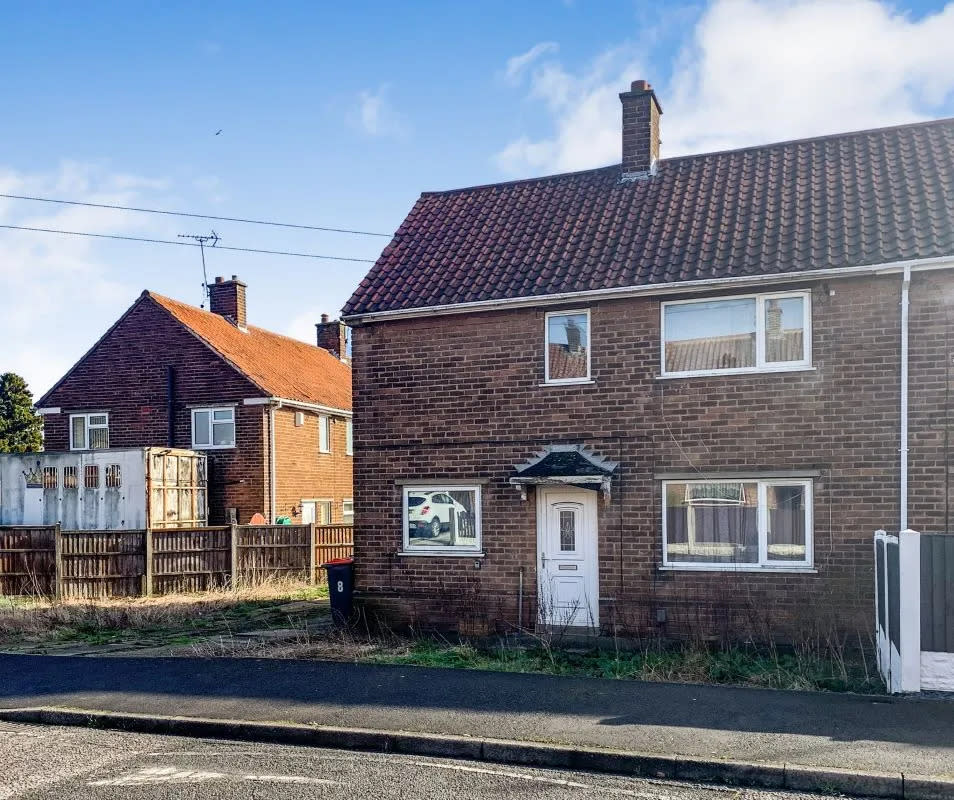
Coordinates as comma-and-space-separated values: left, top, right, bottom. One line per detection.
662, 292, 810, 377
318, 415, 331, 454
545, 310, 591, 384
70, 413, 109, 450
191, 407, 236, 449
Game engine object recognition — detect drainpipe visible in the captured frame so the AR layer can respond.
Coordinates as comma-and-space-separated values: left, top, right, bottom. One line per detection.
900, 266, 911, 531
268, 402, 280, 523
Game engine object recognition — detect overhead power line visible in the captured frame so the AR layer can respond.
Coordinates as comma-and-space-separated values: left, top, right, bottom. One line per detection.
0, 223, 376, 262
0, 192, 392, 238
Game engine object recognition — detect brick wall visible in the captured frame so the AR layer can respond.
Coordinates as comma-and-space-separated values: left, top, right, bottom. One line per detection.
272, 405, 353, 523
350, 273, 937, 640
41, 296, 269, 523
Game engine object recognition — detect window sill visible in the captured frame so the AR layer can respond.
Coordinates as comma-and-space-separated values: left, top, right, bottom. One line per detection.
191, 444, 237, 451
540, 379, 595, 387
657, 366, 816, 380
658, 564, 817, 574
397, 550, 485, 558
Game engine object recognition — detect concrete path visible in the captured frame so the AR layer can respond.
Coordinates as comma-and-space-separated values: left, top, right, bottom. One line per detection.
0, 654, 951, 782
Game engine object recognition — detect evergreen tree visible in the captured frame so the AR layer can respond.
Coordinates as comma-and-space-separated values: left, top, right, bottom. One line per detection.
0, 372, 43, 453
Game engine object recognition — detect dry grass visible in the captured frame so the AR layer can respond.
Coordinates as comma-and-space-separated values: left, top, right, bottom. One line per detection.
0, 577, 328, 649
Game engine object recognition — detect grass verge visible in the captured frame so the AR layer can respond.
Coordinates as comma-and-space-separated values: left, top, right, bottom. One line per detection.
0, 579, 329, 650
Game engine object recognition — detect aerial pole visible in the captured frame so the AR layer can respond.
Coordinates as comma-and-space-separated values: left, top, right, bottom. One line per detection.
177, 230, 220, 307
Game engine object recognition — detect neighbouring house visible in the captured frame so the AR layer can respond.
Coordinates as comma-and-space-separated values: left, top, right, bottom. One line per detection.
342, 79, 954, 643
36, 277, 353, 526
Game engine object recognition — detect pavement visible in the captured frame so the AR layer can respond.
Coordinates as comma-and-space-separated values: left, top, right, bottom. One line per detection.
1, 719, 833, 799
0, 655, 952, 797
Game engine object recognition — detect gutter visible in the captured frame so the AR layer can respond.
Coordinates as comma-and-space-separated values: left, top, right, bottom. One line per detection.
900, 266, 911, 531
243, 396, 352, 419
342, 254, 954, 325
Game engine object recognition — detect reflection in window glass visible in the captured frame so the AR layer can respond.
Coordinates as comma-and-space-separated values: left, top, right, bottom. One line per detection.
664, 298, 756, 373
193, 411, 211, 446
404, 487, 481, 551
546, 312, 589, 382
764, 297, 805, 363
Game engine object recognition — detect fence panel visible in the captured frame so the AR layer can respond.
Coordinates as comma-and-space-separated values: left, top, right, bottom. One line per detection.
0, 526, 56, 596
922, 533, 954, 653
315, 524, 354, 570
239, 524, 312, 583
151, 526, 231, 595
59, 530, 146, 599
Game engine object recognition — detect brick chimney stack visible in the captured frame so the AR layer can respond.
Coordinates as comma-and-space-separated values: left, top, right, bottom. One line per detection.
208, 275, 247, 329
619, 79, 662, 178
316, 313, 349, 361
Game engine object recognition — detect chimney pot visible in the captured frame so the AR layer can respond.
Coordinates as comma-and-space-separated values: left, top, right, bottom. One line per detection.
208, 275, 248, 328
620, 77, 662, 178
214, 276, 224, 284
321, 313, 329, 323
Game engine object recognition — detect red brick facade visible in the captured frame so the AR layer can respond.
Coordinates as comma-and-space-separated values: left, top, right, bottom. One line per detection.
40, 294, 352, 525
350, 272, 950, 640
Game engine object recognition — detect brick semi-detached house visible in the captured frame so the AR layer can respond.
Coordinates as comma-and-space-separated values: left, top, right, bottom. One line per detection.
37, 277, 353, 526
342, 79, 954, 641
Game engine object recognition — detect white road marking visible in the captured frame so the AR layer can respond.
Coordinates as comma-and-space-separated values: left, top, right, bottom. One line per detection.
89, 763, 339, 787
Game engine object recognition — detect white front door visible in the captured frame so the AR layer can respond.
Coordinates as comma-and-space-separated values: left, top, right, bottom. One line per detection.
300, 501, 316, 524
537, 487, 598, 629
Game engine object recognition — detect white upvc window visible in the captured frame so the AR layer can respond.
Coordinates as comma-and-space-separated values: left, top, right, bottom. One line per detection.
318, 415, 331, 454
544, 309, 591, 384
402, 485, 482, 554
342, 498, 354, 524
661, 290, 811, 377
191, 407, 236, 449
345, 419, 353, 456
661, 478, 813, 571
70, 413, 109, 450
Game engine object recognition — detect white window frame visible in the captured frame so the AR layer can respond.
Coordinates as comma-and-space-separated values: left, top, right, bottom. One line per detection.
342, 498, 354, 524
401, 485, 482, 555
318, 415, 331, 454
544, 308, 592, 385
660, 290, 812, 378
345, 419, 353, 456
190, 406, 236, 450
661, 478, 814, 571
69, 413, 109, 451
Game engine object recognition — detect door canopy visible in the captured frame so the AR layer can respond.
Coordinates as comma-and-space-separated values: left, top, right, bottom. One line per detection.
510, 444, 618, 500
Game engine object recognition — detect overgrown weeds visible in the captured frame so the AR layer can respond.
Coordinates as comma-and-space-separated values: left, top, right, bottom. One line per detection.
0, 577, 328, 648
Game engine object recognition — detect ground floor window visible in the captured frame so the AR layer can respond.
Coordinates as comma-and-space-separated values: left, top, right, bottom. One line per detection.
402, 486, 481, 553
342, 498, 354, 524
662, 479, 812, 569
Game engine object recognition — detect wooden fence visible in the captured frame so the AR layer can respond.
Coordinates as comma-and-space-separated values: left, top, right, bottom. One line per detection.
0, 523, 353, 599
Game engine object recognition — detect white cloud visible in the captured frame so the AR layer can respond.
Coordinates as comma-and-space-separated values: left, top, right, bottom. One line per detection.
496, 0, 954, 175
0, 163, 173, 396
283, 307, 322, 345
353, 84, 408, 137
504, 42, 559, 83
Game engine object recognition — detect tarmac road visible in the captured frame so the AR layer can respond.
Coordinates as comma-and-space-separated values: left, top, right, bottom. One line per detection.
1, 720, 846, 800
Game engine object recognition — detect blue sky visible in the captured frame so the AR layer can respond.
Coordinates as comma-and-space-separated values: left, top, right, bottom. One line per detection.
2, 0, 954, 396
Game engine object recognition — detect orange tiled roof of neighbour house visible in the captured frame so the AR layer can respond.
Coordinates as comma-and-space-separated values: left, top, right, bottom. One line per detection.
148, 292, 352, 410
664, 330, 804, 373
547, 343, 588, 380
345, 118, 954, 316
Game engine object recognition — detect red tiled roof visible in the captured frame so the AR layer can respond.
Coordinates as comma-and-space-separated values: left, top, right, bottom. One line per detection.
547, 343, 588, 380
148, 292, 351, 410
344, 119, 954, 316
665, 330, 803, 373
